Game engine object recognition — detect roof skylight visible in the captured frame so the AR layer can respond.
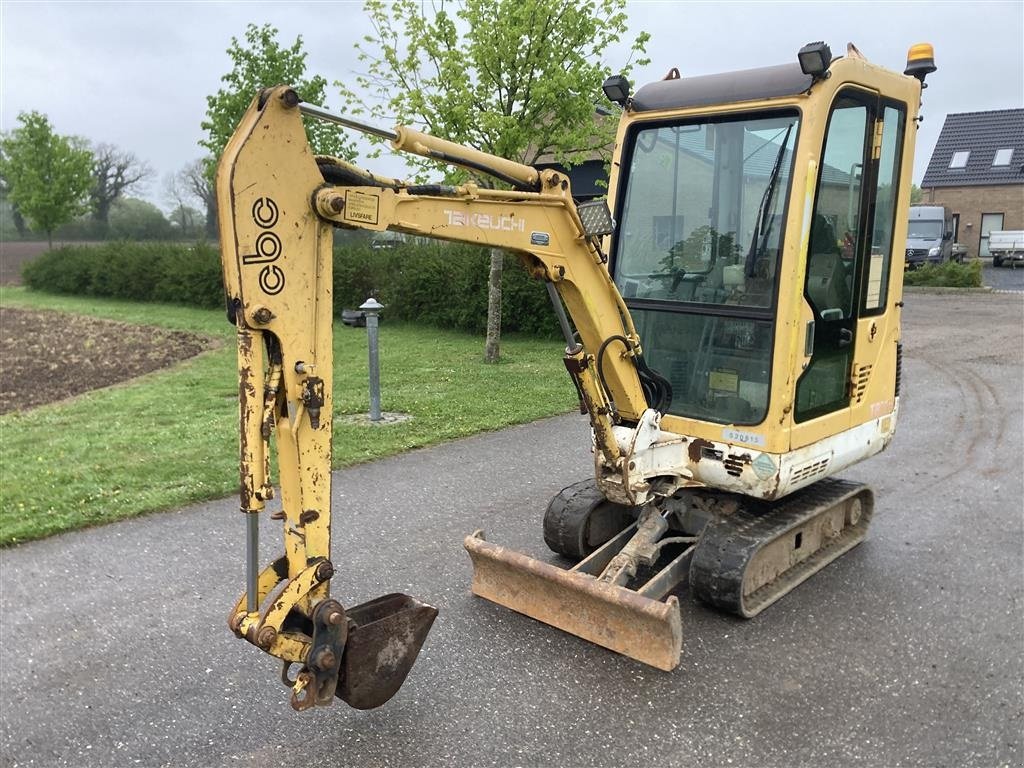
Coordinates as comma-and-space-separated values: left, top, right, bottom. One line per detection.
992, 148, 1014, 166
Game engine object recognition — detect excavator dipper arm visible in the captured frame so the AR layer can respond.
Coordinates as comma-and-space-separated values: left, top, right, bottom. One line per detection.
218, 88, 439, 711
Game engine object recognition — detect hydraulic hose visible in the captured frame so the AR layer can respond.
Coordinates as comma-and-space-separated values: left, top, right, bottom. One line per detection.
596, 336, 673, 417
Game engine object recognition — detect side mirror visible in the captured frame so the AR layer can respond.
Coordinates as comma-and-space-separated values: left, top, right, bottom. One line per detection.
944, 230, 953, 240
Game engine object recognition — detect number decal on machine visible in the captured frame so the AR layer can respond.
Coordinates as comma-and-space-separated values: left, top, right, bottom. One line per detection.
722, 428, 765, 447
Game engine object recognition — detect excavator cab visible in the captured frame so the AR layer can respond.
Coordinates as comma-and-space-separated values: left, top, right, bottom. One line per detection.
601, 49, 921, 491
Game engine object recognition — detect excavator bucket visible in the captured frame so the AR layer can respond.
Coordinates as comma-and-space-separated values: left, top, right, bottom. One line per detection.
464, 532, 683, 671
337, 593, 439, 710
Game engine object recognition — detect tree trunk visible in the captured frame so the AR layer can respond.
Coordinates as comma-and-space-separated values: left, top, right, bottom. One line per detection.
484, 248, 503, 363
92, 200, 111, 238
11, 206, 26, 238
205, 195, 219, 240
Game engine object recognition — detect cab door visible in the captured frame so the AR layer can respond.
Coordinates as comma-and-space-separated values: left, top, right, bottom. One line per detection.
792, 90, 876, 445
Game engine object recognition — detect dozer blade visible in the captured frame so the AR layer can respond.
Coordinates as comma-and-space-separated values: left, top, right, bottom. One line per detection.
337, 593, 438, 710
464, 532, 682, 671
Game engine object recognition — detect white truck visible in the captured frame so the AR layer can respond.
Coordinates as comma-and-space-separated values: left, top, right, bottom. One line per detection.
990, 230, 1024, 268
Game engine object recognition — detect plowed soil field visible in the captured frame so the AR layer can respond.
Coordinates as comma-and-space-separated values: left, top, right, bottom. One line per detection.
0, 307, 214, 414
1, 241, 56, 285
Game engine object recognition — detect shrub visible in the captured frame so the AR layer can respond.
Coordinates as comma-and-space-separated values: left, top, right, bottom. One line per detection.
85, 241, 158, 300
331, 242, 382, 309
151, 243, 225, 308
332, 241, 560, 337
22, 245, 96, 294
22, 238, 562, 337
903, 259, 983, 288
22, 241, 223, 307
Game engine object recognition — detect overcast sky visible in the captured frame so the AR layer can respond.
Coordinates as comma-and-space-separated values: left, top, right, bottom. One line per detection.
2, 1, 1022, 212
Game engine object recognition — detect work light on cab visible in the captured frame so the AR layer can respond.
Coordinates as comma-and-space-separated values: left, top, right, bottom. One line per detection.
798, 41, 833, 79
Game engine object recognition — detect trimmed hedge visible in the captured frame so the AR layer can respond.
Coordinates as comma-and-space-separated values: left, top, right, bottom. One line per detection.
333, 242, 558, 336
903, 258, 983, 288
21, 240, 561, 337
22, 241, 225, 308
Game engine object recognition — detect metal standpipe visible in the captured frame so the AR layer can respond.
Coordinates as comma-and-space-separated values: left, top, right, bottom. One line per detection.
360, 298, 384, 422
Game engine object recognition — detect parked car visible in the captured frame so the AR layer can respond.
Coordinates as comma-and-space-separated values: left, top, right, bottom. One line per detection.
989, 230, 1024, 268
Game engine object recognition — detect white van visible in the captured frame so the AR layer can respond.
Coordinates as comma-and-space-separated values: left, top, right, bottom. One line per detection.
905, 205, 953, 268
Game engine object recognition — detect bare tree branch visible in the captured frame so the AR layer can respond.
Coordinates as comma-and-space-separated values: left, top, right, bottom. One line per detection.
90, 143, 153, 230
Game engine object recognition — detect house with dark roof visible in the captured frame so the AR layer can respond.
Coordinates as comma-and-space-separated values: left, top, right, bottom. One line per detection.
920, 108, 1024, 259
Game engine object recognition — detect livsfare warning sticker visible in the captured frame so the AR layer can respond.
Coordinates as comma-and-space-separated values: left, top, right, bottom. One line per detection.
344, 190, 380, 225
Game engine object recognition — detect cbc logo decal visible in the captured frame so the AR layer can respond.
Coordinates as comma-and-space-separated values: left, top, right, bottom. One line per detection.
252, 197, 279, 227
243, 197, 285, 295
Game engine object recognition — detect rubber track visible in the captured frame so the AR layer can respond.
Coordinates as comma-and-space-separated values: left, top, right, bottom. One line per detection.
544, 479, 635, 559
689, 478, 874, 617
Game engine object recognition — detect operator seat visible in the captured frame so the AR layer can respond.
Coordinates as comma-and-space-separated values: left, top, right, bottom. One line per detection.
805, 216, 852, 319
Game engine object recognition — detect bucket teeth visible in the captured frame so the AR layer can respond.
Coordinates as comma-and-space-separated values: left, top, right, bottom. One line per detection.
464, 532, 682, 671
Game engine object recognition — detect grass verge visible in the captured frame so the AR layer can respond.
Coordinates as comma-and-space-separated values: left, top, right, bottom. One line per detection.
0, 287, 575, 544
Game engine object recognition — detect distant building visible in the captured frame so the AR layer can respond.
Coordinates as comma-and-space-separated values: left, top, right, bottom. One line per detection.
920, 108, 1024, 259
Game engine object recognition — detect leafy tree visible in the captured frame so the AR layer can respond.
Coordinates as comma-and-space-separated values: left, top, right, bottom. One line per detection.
90, 144, 153, 234
0, 111, 94, 247
910, 183, 924, 204
343, 0, 648, 361
0, 174, 27, 238
10, 206, 27, 238
201, 23, 355, 185
165, 161, 213, 238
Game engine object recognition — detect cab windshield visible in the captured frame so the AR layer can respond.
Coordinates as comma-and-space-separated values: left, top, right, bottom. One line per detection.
611, 111, 800, 425
613, 112, 800, 309
907, 220, 943, 239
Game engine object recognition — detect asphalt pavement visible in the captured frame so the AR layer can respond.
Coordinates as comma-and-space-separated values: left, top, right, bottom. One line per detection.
984, 261, 1024, 292
1, 292, 1022, 768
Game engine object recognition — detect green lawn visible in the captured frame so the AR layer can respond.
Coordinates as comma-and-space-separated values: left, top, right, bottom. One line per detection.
0, 287, 576, 544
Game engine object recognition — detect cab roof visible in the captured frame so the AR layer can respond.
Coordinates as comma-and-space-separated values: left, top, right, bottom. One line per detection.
631, 62, 813, 113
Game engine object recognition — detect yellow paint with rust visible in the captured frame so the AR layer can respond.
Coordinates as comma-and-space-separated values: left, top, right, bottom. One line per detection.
216, 47, 925, 672
217, 90, 335, 664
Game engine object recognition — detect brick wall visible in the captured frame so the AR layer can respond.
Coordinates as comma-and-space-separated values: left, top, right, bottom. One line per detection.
920, 184, 1024, 258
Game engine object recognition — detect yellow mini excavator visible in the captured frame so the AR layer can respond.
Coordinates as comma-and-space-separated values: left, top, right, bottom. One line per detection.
217, 42, 936, 709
